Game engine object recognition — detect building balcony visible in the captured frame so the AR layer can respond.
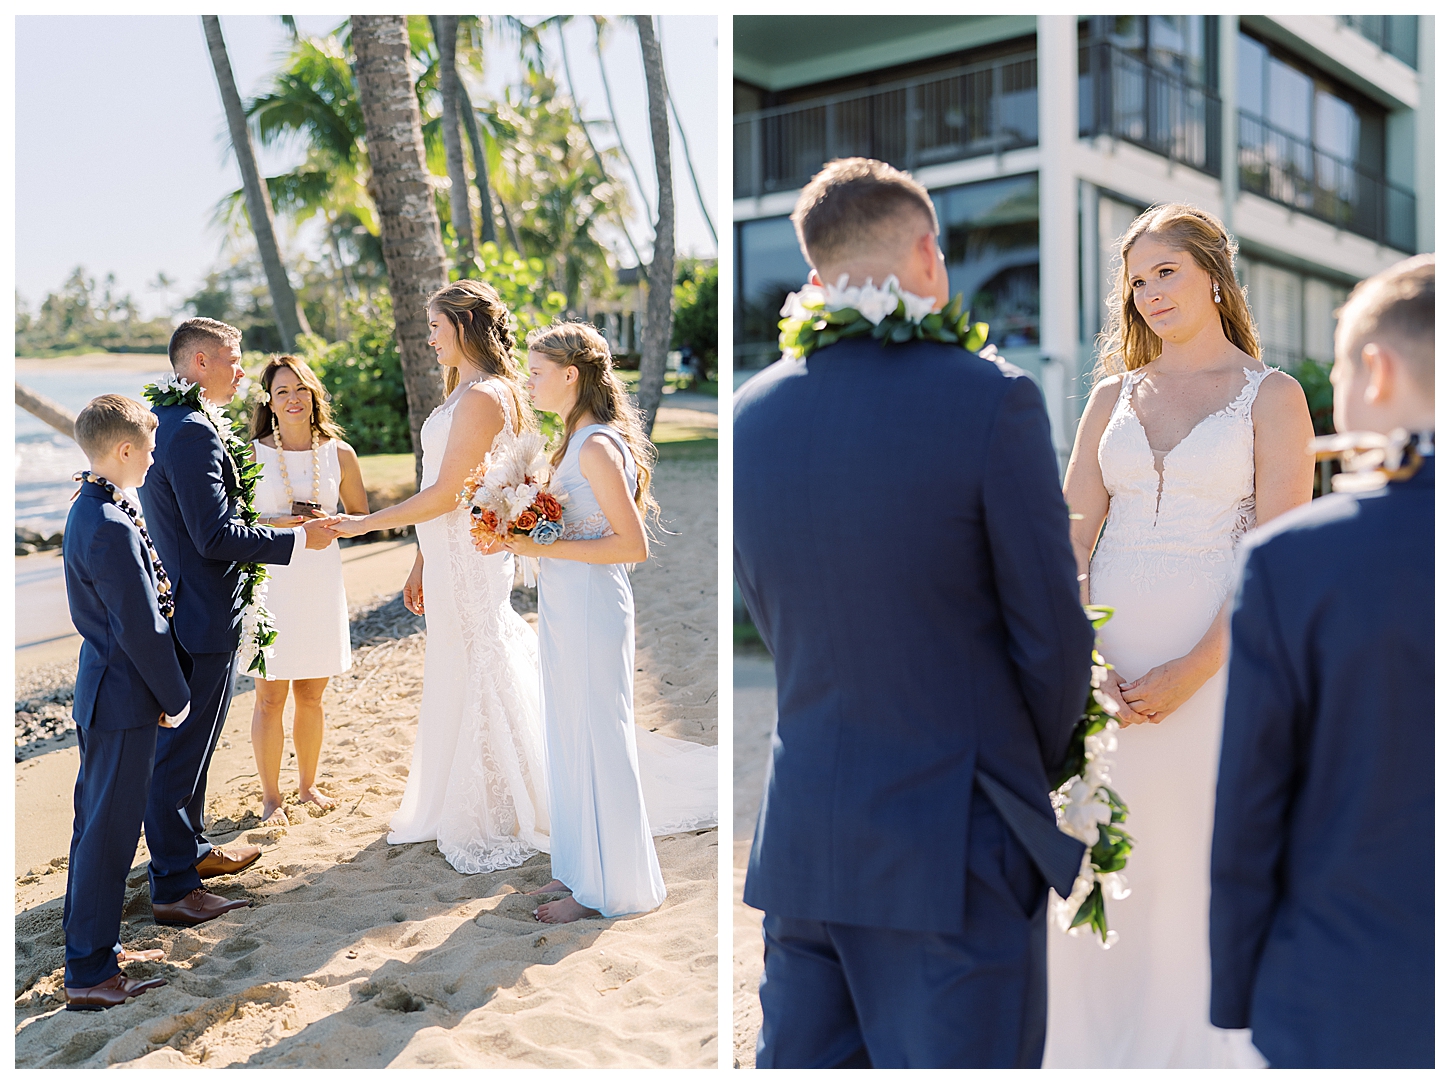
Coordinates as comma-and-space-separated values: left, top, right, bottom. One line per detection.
1238, 111, 1416, 251
733, 51, 1038, 200
1078, 41, 1221, 177
1336, 15, 1418, 69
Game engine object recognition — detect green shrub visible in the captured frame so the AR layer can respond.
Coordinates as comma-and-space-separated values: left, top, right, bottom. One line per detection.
296, 295, 412, 455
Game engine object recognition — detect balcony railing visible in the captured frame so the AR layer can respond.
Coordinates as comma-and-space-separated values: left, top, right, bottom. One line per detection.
1337, 15, 1418, 69
1079, 41, 1221, 176
1238, 111, 1416, 251
733, 52, 1038, 200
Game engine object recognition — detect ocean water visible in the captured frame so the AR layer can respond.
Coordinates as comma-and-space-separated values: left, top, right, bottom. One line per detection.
15, 365, 171, 535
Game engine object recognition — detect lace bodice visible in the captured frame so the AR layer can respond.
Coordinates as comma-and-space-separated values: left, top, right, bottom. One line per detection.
554, 424, 636, 541
1091, 366, 1273, 599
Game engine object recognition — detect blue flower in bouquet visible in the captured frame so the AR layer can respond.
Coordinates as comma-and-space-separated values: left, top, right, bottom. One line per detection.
529, 517, 565, 545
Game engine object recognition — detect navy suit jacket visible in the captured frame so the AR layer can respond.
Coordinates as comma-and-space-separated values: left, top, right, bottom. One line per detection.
1210, 457, 1433, 1068
64, 481, 192, 731
139, 402, 296, 654
735, 339, 1094, 934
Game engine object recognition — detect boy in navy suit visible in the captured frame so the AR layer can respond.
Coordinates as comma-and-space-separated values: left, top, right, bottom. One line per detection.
61, 395, 196, 1009
1211, 255, 1434, 1066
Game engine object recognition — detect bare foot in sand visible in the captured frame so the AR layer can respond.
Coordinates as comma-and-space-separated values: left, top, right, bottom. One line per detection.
534, 896, 600, 924
530, 879, 569, 896
260, 801, 289, 827
299, 786, 337, 812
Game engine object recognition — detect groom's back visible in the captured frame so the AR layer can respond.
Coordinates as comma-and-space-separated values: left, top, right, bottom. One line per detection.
735, 336, 1085, 932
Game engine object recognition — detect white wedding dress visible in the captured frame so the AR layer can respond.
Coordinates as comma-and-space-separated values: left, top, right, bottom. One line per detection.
1043, 365, 1271, 1069
387, 381, 551, 873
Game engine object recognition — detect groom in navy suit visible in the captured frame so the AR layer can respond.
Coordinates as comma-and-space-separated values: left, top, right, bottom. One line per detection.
139, 318, 338, 925
1210, 255, 1434, 1068
735, 158, 1094, 1068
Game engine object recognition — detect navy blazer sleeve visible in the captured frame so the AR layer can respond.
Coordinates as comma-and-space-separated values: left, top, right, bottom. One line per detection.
89, 518, 192, 717
169, 420, 296, 565
1209, 547, 1300, 1029
981, 374, 1094, 774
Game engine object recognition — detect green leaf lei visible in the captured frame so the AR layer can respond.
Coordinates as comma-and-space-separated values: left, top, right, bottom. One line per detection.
777, 278, 990, 361
143, 374, 278, 677
1050, 603, 1134, 945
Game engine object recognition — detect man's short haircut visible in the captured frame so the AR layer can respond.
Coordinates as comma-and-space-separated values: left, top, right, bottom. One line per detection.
1337, 253, 1435, 388
791, 157, 939, 271
74, 394, 158, 459
169, 317, 242, 370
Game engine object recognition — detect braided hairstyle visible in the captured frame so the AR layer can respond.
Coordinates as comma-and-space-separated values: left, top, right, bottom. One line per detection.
1097, 202, 1261, 380
427, 279, 533, 432
526, 321, 659, 522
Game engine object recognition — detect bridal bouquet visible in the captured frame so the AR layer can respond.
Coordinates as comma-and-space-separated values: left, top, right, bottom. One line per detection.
1050, 604, 1134, 947
459, 428, 567, 552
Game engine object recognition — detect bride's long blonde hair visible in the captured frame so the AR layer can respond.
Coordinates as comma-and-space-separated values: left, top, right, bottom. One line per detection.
1096, 203, 1261, 380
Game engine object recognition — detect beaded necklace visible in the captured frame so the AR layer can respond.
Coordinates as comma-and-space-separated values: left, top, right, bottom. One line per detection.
270, 414, 321, 508
73, 471, 175, 619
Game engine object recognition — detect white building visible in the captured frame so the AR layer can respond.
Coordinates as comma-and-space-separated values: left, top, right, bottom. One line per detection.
733, 15, 1433, 464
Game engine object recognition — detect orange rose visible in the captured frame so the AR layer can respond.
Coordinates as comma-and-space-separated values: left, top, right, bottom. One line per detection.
515, 509, 539, 531
477, 508, 499, 534
537, 492, 563, 520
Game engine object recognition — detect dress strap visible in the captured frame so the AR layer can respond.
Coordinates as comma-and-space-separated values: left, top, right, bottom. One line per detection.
1228, 366, 1276, 419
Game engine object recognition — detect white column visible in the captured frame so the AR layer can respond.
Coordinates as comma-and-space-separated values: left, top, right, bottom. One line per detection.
1219, 15, 1238, 235
1415, 16, 1434, 254
1037, 14, 1078, 469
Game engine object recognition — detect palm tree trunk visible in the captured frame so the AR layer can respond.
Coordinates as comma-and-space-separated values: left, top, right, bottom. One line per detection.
558, 23, 646, 270
351, 14, 449, 484
594, 20, 654, 224
455, 82, 499, 247
430, 15, 476, 273
632, 15, 674, 437
201, 15, 311, 349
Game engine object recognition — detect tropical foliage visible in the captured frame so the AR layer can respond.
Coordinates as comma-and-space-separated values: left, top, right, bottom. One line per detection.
671, 259, 718, 379
16, 270, 172, 356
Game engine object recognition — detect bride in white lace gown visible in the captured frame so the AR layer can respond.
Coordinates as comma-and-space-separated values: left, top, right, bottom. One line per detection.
333, 281, 549, 873
1049, 206, 1313, 1067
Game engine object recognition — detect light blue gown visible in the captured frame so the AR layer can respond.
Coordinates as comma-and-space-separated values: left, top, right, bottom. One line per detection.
538, 424, 714, 917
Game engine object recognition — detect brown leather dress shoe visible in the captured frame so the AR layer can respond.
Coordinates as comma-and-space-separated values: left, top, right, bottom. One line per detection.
195, 844, 261, 878
151, 888, 252, 927
65, 972, 167, 1011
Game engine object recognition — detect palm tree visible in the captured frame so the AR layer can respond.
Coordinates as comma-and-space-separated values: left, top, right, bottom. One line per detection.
350, 14, 449, 481
632, 16, 675, 436
430, 15, 476, 273
201, 15, 311, 348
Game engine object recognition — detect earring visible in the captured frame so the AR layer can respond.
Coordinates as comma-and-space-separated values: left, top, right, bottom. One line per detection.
1213, 281, 1222, 304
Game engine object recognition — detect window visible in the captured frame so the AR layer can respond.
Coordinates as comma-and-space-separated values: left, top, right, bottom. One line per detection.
1240, 256, 1349, 368
933, 173, 1041, 347
735, 217, 811, 370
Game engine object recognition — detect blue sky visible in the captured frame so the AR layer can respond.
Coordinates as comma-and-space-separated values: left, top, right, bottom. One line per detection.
15, 14, 718, 320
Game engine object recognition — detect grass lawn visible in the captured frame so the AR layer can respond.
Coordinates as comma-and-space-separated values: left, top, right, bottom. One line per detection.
617, 370, 719, 400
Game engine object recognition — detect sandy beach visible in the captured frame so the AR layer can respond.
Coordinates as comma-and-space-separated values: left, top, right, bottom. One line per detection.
14, 452, 719, 1069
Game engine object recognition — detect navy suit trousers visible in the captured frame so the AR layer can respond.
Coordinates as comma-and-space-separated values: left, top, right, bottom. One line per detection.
63, 722, 158, 988
756, 790, 1048, 1068
144, 651, 235, 904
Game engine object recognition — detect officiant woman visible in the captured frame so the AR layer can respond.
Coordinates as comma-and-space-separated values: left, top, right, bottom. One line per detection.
248, 356, 369, 824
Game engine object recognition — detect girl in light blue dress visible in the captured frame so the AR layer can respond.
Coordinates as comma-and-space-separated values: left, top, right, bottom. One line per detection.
502, 322, 715, 923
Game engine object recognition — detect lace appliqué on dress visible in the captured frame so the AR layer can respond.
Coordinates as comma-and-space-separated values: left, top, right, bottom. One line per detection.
1091, 366, 1274, 606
